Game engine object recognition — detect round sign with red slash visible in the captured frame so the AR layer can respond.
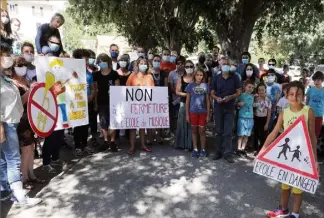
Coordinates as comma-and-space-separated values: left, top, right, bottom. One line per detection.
27, 82, 58, 138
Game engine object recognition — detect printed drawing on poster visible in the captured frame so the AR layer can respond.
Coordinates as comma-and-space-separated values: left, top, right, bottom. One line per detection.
110, 86, 169, 129
35, 56, 89, 130
253, 115, 319, 194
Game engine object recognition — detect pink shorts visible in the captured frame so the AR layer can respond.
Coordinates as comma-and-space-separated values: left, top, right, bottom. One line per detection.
190, 113, 207, 127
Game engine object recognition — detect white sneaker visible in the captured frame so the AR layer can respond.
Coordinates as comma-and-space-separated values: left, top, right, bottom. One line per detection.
42, 165, 56, 174
14, 196, 42, 207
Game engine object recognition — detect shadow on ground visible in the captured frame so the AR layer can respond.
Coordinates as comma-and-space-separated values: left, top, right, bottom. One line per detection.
2, 131, 324, 218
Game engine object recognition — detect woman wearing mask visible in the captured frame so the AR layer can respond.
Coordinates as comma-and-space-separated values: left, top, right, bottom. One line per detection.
1, 9, 13, 47
20, 42, 37, 82
147, 49, 154, 62
126, 58, 154, 154
175, 60, 194, 150
10, 18, 22, 56
242, 63, 259, 88
35, 13, 69, 57
87, 49, 98, 73
0, 43, 41, 205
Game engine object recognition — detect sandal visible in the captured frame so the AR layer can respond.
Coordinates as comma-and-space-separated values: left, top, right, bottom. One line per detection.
29, 177, 46, 184
23, 182, 34, 190
128, 148, 135, 155
141, 147, 152, 152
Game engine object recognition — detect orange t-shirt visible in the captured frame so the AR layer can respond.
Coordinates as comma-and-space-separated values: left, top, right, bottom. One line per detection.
160, 62, 176, 75
126, 73, 155, 87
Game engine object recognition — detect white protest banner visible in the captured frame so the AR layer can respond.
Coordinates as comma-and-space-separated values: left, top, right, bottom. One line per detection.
110, 86, 169, 129
253, 115, 319, 194
35, 56, 89, 130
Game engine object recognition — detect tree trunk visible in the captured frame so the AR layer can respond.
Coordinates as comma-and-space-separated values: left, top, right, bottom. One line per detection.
165, 27, 182, 54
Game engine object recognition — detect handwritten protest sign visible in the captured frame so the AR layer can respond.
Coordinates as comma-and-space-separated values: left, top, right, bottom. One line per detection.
35, 57, 89, 130
253, 115, 319, 194
110, 86, 169, 129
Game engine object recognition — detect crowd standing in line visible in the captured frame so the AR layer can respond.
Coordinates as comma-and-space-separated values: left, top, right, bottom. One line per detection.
1, 11, 323, 218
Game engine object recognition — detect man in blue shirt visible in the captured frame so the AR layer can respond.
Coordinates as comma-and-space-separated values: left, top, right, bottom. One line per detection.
211, 57, 242, 163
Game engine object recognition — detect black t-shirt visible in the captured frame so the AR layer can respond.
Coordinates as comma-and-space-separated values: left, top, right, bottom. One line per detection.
94, 70, 120, 105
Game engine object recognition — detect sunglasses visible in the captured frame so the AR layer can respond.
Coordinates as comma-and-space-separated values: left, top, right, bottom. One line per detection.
48, 41, 60, 45
185, 66, 194, 69
268, 64, 275, 66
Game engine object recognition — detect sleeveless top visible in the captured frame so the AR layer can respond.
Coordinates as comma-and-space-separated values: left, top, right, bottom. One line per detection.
119, 73, 131, 86
181, 76, 189, 103
283, 105, 310, 130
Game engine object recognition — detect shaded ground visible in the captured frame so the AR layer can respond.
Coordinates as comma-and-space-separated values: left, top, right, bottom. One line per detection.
1, 130, 324, 218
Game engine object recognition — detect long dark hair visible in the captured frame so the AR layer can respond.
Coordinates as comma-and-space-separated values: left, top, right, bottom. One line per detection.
1, 9, 12, 37
242, 63, 257, 82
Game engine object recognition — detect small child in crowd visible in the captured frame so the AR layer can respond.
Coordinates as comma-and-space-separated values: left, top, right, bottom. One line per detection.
185, 69, 210, 158
277, 85, 289, 113
306, 71, 324, 140
236, 80, 254, 157
253, 83, 272, 156
259, 81, 318, 218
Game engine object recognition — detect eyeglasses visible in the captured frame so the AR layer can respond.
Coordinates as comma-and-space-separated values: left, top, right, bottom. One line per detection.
185, 66, 194, 69
268, 64, 275, 66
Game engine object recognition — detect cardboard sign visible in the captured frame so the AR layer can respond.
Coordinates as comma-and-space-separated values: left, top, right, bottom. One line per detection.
35, 57, 89, 130
110, 86, 169, 129
253, 115, 319, 194
27, 83, 58, 138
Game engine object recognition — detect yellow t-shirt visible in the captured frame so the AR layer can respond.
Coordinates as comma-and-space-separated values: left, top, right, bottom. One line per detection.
283, 105, 310, 130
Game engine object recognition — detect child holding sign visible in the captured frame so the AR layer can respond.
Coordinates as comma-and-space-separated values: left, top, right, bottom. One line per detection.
185, 68, 210, 158
258, 81, 319, 218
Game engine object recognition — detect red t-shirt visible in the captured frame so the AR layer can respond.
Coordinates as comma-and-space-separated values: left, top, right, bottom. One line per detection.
160, 62, 176, 75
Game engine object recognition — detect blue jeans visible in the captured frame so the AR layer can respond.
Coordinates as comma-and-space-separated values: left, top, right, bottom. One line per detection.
0, 123, 21, 192
214, 107, 235, 156
58, 103, 68, 123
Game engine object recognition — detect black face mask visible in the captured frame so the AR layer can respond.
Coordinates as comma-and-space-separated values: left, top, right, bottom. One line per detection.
199, 57, 206, 64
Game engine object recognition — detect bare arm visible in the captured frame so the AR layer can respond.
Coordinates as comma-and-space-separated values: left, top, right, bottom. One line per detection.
259, 112, 284, 155
176, 78, 186, 97
88, 83, 96, 102
265, 105, 272, 129
206, 93, 210, 120
186, 93, 191, 122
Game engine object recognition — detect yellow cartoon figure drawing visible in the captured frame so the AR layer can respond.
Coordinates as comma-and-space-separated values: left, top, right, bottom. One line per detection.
45, 58, 78, 128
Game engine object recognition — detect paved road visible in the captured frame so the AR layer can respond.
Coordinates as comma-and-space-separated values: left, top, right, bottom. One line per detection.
2, 134, 324, 218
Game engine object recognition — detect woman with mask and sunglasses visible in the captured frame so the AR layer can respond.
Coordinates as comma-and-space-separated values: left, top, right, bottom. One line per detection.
126, 58, 154, 154
35, 13, 69, 57
0, 43, 42, 205
175, 60, 194, 150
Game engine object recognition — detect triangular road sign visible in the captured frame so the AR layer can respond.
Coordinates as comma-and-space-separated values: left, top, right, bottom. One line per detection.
254, 115, 319, 194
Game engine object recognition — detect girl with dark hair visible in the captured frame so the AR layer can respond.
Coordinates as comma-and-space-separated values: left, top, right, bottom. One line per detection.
242, 63, 260, 88
175, 60, 194, 150
1, 9, 13, 47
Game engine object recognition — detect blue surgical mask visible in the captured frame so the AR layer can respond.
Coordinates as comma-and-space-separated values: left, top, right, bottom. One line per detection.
99, 62, 108, 70
139, 65, 148, 72
48, 42, 60, 52
88, 58, 96, 66
242, 58, 249, 64
152, 61, 160, 69
221, 65, 230, 72
170, 56, 176, 63
110, 51, 118, 58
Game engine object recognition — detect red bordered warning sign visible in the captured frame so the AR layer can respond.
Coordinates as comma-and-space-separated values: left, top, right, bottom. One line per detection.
253, 115, 319, 194
27, 83, 58, 138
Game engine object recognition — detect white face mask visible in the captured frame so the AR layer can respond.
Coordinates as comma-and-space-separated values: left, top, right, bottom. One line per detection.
185, 68, 193, 74
14, 66, 27, 77
268, 65, 275, 70
246, 70, 253, 77
162, 55, 170, 62
148, 54, 154, 60
24, 54, 34, 63
137, 52, 145, 58
1, 56, 14, 69
1, 17, 9, 25
267, 76, 275, 83
230, 65, 237, 72
119, 61, 127, 68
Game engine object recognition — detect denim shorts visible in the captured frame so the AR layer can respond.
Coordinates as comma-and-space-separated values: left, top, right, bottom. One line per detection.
98, 105, 110, 129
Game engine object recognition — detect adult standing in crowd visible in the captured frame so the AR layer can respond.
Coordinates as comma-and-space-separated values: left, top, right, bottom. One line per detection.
237, 51, 259, 78
1, 9, 13, 47
110, 44, 120, 71
160, 48, 176, 75
175, 60, 194, 150
21, 42, 37, 82
129, 46, 145, 72
211, 57, 242, 163
258, 57, 267, 79
35, 13, 69, 57
0, 43, 41, 205
10, 18, 22, 56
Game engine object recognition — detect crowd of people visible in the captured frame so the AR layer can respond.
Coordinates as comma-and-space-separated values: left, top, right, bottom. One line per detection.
1, 10, 324, 218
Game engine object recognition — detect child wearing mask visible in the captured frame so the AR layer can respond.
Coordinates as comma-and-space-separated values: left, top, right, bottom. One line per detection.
306, 71, 324, 140
236, 80, 254, 157
253, 83, 272, 156
185, 69, 210, 157
259, 81, 318, 218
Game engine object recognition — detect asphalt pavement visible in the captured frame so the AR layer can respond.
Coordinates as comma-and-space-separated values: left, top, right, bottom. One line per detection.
1, 132, 324, 218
